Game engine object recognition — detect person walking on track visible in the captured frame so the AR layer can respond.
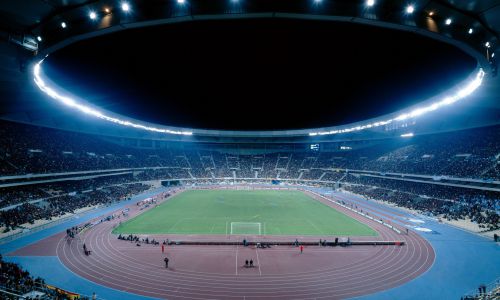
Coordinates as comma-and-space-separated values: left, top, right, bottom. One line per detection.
300, 245, 304, 254
161, 244, 165, 253
164, 257, 169, 268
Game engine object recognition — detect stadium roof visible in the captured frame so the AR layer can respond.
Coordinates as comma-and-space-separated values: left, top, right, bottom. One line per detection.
0, 0, 499, 143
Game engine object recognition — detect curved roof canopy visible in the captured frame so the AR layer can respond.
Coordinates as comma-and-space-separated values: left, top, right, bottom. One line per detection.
0, 0, 499, 143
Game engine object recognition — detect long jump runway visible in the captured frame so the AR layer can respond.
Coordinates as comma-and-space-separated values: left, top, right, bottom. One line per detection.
8, 191, 435, 300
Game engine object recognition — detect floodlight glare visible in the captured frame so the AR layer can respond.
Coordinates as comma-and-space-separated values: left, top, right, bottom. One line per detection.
105, 8, 110, 13
309, 69, 485, 137
61, 22, 67, 29
468, 28, 474, 34
89, 11, 97, 20
428, 11, 434, 16
33, 60, 193, 136
406, 5, 415, 14
366, 0, 375, 7
177, 0, 185, 4
401, 133, 414, 138
445, 18, 452, 25
121, 2, 130, 11
485, 42, 491, 48
37, 36, 42, 42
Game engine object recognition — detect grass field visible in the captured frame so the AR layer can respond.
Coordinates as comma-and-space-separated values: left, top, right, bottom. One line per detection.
112, 189, 377, 236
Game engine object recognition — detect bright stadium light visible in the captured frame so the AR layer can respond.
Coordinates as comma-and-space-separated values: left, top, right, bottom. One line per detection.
61, 22, 67, 28
366, 0, 375, 7
89, 11, 97, 20
121, 2, 130, 12
309, 69, 485, 136
177, 0, 185, 4
406, 5, 415, 14
401, 133, 414, 138
445, 18, 452, 25
37, 36, 42, 42
485, 42, 491, 48
33, 60, 193, 136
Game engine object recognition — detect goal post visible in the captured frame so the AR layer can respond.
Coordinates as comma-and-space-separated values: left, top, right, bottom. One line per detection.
230, 222, 261, 235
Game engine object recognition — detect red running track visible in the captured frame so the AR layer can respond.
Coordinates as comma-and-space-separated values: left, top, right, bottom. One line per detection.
13, 190, 435, 300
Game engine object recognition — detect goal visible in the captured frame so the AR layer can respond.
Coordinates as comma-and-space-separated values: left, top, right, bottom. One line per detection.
230, 222, 261, 235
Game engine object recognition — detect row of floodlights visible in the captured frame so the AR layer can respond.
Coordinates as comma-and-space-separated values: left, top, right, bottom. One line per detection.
35, 0, 495, 50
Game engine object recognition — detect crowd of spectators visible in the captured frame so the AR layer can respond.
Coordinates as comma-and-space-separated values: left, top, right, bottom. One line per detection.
0, 254, 45, 297
0, 254, 91, 299
0, 183, 151, 232
342, 176, 499, 230
1, 120, 499, 180
0, 119, 499, 232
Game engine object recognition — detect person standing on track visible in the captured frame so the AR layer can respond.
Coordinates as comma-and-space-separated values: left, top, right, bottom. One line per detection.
161, 244, 165, 253
164, 257, 169, 268
300, 245, 304, 254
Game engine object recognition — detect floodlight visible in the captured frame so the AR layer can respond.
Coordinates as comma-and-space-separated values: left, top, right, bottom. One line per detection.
366, 0, 375, 7
61, 22, 67, 28
89, 12, 97, 20
121, 2, 130, 11
406, 5, 415, 14
445, 18, 452, 25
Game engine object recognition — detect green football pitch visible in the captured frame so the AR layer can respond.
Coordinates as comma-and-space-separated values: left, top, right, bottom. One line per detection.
112, 189, 377, 236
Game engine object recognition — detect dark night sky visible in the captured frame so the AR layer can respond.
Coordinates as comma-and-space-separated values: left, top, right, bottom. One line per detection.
43, 18, 476, 131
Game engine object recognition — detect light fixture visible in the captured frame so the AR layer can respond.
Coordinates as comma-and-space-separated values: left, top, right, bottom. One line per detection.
177, 0, 185, 4
105, 8, 110, 13
485, 42, 491, 48
445, 18, 452, 25
468, 28, 474, 34
428, 11, 434, 16
366, 0, 375, 7
89, 11, 97, 20
406, 5, 415, 14
61, 22, 67, 28
121, 2, 130, 11
37, 36, 42, 42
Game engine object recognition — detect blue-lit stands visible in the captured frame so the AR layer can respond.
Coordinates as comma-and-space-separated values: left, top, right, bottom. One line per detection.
0, 120, 499, 233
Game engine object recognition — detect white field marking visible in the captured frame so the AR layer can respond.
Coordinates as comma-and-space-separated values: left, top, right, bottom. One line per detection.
166, 218, 184, 233
255, 248, 262, 276
408, 218, 425, 224
414, 227, 433, 232
235, 244, 238, 275
306, 219, 323, 235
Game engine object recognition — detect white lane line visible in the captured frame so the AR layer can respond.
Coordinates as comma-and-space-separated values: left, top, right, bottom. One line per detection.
235, 244, 238, 275
255, 248, 262, 276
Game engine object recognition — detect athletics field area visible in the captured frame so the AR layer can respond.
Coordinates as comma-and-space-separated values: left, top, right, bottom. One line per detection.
112, 189, 377, 236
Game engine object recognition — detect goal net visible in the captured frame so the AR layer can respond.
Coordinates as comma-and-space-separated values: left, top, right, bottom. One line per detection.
230, 222, 261, 235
